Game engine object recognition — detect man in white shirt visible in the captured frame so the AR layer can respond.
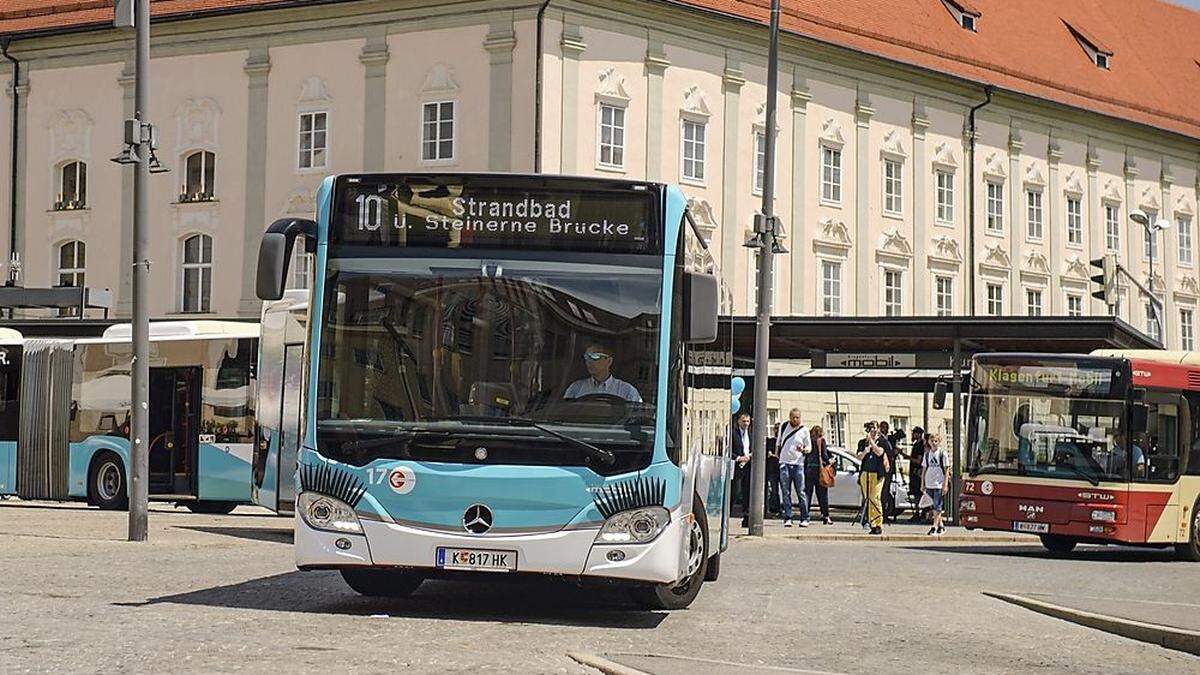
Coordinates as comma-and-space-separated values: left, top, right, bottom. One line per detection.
563, 343, 642, 402
776, 408, 811, 527
731, 413, 752, 526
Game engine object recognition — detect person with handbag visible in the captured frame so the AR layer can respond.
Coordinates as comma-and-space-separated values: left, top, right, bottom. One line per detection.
923, 432, 949, 536
776, 408, 811, 527
804, 425, 834, 525
856, 422, 888, 535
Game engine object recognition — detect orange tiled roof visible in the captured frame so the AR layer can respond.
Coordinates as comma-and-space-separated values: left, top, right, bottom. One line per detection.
3, 0, 1200, 141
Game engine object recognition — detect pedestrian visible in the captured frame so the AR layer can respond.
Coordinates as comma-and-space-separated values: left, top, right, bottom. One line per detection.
907, 426, 926, 522
731, 413, 752, 527
766, 435, 781, 517
923, 432, 949, 536
878, 420, 898, 524
776, 408, 811, 527
857, 422, 888, 535
854, 421, 877, 530
804, 424, 833, 525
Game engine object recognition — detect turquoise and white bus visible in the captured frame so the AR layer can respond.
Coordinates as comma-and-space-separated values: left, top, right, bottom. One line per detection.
256, 173, 733, 609
0, 321, 258, 513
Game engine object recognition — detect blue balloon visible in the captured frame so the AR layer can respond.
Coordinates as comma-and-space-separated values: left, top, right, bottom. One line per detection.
731, 397, 741, 414
731, 376, 746, 396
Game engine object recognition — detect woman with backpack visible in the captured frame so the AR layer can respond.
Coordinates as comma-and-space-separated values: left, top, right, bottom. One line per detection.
923, 432, 949, 536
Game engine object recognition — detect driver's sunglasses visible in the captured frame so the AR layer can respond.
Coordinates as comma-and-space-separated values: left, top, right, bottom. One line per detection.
583, 351, 611, 362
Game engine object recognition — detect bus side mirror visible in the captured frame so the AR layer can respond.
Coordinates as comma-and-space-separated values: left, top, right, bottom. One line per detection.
256, 218, 317, 301
683, 271, 719, 344
932, 380, 948, 410
1131, 404, 1148, 434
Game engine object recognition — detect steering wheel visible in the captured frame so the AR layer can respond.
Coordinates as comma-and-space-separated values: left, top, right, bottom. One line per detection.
572, 393, 632, 406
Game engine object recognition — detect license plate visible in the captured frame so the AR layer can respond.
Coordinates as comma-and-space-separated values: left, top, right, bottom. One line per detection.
1013, 521, 1050, 534
436, 547, 517, 572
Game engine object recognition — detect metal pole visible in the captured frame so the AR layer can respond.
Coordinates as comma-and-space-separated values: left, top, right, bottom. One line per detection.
747, 0, 781, 537
128, 0, 151, 542
949, 338, 962, 524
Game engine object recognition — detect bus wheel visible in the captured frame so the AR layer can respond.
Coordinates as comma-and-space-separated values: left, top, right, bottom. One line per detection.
185, 501, 238, 515
630, 498, 708, 611
340, 568, 424, 598
88, 453, 128, 511
1176, 498, 1200, 562
1039, 534, 1077, 555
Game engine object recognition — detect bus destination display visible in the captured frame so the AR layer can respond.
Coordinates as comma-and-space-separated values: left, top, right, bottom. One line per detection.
977, 362, 1120, 397
332, 178, 655, 253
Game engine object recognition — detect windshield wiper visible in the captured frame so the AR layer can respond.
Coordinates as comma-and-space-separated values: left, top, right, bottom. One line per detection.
338, 429, 453, 453
1053, 462, 1101, 486
448, 416, 616, 466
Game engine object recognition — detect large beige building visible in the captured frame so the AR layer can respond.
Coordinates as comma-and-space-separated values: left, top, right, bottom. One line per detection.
2, 0, 1198, 440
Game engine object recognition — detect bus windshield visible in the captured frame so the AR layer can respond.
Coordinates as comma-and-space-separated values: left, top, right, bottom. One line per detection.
313, 255, 662, 473
968, 359, 1132, 483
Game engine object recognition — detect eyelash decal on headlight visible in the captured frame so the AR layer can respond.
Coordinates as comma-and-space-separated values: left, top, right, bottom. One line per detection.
593, 477, 667, 519
299, 462, 367, 508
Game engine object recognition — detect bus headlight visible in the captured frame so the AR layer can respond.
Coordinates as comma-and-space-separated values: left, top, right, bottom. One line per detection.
1090, 509, 1116, 523
597, 507, 670, 544
298, 492, 362, 534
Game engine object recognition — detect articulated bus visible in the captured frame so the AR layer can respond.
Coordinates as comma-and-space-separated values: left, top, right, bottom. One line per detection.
0, 321, 258, 513
255, 173, 733, 609
960, 352, 1200, 560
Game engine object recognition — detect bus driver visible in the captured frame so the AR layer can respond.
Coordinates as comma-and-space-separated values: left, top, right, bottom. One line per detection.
563, 343, 643, 403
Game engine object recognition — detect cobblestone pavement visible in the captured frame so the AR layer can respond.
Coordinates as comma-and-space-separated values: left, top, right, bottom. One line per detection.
1, 500, 1198, 674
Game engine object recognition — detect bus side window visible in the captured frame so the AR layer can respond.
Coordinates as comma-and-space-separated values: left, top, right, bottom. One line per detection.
1138, 399, 1180, 483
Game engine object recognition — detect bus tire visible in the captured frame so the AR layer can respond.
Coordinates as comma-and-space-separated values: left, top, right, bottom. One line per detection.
88, 452, 128, 511
185, 501, 238, 515
629, 497, 708, 611
1039, 534, 1077, 555
340, 568, 424, 598
1175, 497, 1200, 562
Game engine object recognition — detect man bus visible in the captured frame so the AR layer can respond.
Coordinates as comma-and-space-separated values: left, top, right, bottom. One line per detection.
959, 352, 1200, 560
255, 173, 733, 609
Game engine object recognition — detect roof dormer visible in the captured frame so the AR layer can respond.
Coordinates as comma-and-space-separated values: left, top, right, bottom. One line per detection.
1063, 20, 1113, 70
942, 0, 981, 32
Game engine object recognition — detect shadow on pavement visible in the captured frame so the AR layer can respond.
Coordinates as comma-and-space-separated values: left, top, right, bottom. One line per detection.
126, 571, 668, 628
175, 526, 293, 544
906, 544, 1180, 563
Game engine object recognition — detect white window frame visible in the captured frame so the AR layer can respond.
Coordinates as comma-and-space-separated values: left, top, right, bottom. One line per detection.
820, 259, 842, 317
883, 158, 903, 216
986, 181, 1004, 233
882, 268, 903, 317
1066, 293, 1084, 317
181, 150, 216, 202
680, 118, 706, 185
1182, 308, 1195, 351
289, 246, 312, 291
826, 412, 847, 447
820, 145, 842, 205
56, 160, 87, 210
1025, 288, 1044, 317
753, 131, 767, 195
596, 102, 626, 170
297, 110, 328, 171
1104, 202, 1121, 252
934, 275, 954, 317
421, 100, 456, 163
1178, 215, 1193, 267
986, 282, 1004, 316
1146, 302, 1161, 343
935, 170, 954, 224
1025, 188, 1044, 241
1065, 196, 1083, 247
746, 248, 781, 310
180, 233, 213, 314
1143, 210, 1159, 261
57, 240, 85, 287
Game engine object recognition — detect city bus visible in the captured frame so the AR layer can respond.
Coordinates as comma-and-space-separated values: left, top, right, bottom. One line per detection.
0, 321, 258, 513
255, 173, 733, 609
959, 352, 1200, 560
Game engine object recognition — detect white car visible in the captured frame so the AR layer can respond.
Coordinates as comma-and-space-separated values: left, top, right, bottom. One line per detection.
822, 447, 914, 514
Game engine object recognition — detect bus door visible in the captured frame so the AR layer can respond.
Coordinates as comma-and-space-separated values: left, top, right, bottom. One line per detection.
149, 367, 201, 496
276, 343, 305, 514
1131, 393, 1183, 542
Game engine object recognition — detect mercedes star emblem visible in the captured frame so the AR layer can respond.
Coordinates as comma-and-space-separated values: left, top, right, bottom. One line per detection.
474, 446, 489, 461
463, 504, 493, 534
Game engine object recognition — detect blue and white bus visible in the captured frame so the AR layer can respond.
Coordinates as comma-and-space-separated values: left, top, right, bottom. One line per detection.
256, 173, 733, 609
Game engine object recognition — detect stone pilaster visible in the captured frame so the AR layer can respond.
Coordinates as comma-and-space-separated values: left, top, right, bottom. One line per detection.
559, 24, 586, 174
1162, 162, 1176, 346
484, 21, 517, 171
911, 98, 930, 314
854, 89, 874, 316
643, 41, 670, 181
1124, 154, 1139, 327
1008, 126, 1023, 305
238, 48, 271, 317
1086, 142, 1104, 314
1047, 138, 1062, 314
788, 71, 810, 314
720, 61, 744, 287
359, 33, 390, 172
117, 62, 136, 317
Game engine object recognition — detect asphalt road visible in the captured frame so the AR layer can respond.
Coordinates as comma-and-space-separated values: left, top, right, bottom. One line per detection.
1, 501, 1198, 674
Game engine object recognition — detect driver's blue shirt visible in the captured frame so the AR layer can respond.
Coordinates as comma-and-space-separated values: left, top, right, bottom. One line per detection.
563, 375, 642, 402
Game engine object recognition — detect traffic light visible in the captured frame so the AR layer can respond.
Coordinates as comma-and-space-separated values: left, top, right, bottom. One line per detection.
1090, 254, 1118, 304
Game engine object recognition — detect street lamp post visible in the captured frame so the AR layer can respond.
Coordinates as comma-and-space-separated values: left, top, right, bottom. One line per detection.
1130, 209, 1171, 344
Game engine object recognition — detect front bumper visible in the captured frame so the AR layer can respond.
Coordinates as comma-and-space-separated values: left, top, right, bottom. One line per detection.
295, 511, 689, 584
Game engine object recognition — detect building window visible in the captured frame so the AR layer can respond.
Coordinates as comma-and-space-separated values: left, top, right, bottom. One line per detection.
821, 146, 842, 203
1095, 52, 1110, 70
56, 161, 87, 210
1066, 196, 1083, 246
1147, 302, 1161, 342
181, 233, 213, 313
1105, 203, 1120, 251
826, 412, 847, 447
1144, 211, 1159, 261
883, 159, 903, 215
883, 269, 903, 316
935, 276, 953, 317
57, 240, 85, 287
298, 111, 328, 169
681, 119, 706, 182
961, 14, 976, 31
422, 101, 455, 162
986, 181, 1004, 232
986, 283, 1004, 316
1067, 294, 1083, 317
1026, 289, 1043, 317
753, 131, 766, 194
1026, 189, 1043, 240
821, 260, 842, 316
747, 249, 780, 309
1182, 309, 1195, 351
935, 170, 954, 223
1179, 216, 1193, 266
181, 151, 216, 202
290, 246, 312, 291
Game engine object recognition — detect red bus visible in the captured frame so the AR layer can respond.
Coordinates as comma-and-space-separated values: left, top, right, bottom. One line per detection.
960, 352, 1199, 560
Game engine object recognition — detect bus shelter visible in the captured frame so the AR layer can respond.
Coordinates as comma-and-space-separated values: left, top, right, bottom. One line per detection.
724, 316, 1158, 521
